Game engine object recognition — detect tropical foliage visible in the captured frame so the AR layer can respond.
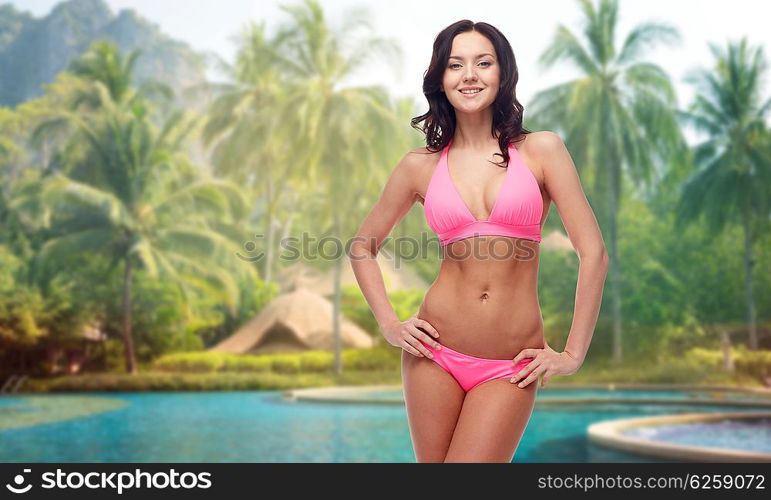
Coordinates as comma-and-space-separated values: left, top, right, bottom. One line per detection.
0, 0, 769, 384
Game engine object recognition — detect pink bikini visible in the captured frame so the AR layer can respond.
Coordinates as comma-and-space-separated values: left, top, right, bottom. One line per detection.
418, 339, 535, 392
424, 137, 543, 247
419, 137, 544, 391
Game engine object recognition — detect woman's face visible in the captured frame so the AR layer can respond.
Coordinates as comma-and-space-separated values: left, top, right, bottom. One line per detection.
442, 31, 500, 113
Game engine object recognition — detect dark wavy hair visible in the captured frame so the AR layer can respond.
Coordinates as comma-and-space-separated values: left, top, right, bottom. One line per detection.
410, 20, 531, 168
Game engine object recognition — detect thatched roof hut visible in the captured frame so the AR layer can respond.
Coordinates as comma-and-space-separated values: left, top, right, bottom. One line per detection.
209, 287, 374, 354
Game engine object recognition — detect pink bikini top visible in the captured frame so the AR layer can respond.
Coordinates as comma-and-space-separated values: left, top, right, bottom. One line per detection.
424, 137, 543, 246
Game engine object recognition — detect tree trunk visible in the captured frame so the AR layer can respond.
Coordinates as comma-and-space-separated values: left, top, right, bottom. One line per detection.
332, 213, 343, 375
264, 171, 275, 283
122, 256, 137, 374
742, 212, 758, 350
609, 220, 622, 365
280, 213, 295, 260
608, 146, 623, 366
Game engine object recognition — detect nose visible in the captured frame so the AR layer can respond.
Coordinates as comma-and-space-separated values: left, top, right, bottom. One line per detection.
463, 65, 478, 82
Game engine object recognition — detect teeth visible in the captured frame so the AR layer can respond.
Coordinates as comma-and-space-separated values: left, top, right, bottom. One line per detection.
460, 89, 482, 94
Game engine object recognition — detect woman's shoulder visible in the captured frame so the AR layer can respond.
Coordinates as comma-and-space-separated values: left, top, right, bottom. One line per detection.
387, 147, 442, 201
518, 131, 566, 172
395, 146, 441, 174
519, 131, 564, 157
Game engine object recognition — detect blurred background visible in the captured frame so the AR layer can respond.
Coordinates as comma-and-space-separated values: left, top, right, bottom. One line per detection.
0, 0, 770, 462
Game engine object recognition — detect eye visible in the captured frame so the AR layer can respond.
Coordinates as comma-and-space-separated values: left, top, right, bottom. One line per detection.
449, 61, 492, 69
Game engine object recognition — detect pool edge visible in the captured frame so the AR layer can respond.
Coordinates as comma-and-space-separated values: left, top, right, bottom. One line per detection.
587, 411, 771, 463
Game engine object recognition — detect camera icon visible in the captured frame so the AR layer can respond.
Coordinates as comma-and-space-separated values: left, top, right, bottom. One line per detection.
6, 469, 32, 494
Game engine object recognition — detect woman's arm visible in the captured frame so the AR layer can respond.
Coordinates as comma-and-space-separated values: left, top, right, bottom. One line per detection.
348, 151, 440, 358
534, 131, 609, 364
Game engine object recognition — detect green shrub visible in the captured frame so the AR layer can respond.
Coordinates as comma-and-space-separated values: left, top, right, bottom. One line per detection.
734, 348, 771, 380
152, 352, 226, 373
220, 355, 272, 373
151, 347, 401, 374
268, 354, 301, 374
342, 347, 400, 371
683, 347, 724, 369
683, 347, 771, 382
298, 351, 334, 372
23, 370, 403, 392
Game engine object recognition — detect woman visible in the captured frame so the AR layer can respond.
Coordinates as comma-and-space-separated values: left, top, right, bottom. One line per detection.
349, 20, 608, 462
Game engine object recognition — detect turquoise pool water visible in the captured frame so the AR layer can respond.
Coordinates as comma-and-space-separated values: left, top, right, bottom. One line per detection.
0, 391, 767, 462
623, 417, 771, 454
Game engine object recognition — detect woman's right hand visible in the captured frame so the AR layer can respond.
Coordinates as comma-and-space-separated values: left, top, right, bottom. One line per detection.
380, 313, 441, 358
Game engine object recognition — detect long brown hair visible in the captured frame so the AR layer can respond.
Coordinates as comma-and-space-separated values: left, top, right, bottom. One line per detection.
410, 20, 531, 168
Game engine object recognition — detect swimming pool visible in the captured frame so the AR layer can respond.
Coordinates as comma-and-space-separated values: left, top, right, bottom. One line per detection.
621, 416, 771, 454
285, 385, 771, 407
1, 390, 768, 462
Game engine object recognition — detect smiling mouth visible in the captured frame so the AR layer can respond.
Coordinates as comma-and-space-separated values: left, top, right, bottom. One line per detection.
459, 88, 484, 94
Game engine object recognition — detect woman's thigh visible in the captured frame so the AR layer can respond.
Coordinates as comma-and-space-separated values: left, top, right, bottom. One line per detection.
443, 379, 537, 463
401, 350, 466, 463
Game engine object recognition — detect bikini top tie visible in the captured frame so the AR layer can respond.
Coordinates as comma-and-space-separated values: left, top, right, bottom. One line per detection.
424, 137, 543, 247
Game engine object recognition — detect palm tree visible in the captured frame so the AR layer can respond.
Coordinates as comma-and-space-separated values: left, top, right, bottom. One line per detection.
675, 38, 771, 350
68, 40, 173, 109
69, 40, 139, 105
528, 0, 684, 364
29, 41, 174, 170
269, 0, 405, 374
14, 44, 258, 374
205, 0, 405, 373
202, 21, 310, 284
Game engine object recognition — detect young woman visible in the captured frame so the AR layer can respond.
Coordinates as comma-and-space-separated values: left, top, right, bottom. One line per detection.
349, 20, 608, 462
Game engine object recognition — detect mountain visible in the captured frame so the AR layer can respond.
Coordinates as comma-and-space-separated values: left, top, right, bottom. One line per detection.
0, 0, 207, 106
0, 4, 32, 54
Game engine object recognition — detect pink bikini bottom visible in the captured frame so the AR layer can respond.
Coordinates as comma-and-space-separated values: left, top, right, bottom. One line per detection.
418, 340, 534, 392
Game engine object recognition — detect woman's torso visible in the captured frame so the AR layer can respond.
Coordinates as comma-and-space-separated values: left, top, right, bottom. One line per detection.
414, 134, 552, 359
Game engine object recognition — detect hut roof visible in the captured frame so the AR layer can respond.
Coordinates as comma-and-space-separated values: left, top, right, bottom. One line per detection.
209, 287, 374, 354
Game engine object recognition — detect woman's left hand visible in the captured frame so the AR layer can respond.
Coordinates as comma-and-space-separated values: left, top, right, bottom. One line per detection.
509, 344, 582, 388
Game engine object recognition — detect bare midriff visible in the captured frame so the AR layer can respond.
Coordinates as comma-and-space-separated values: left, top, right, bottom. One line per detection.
417, 236, 546, 359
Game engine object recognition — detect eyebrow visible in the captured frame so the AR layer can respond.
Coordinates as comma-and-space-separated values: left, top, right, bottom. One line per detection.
448, 53, 495, 60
